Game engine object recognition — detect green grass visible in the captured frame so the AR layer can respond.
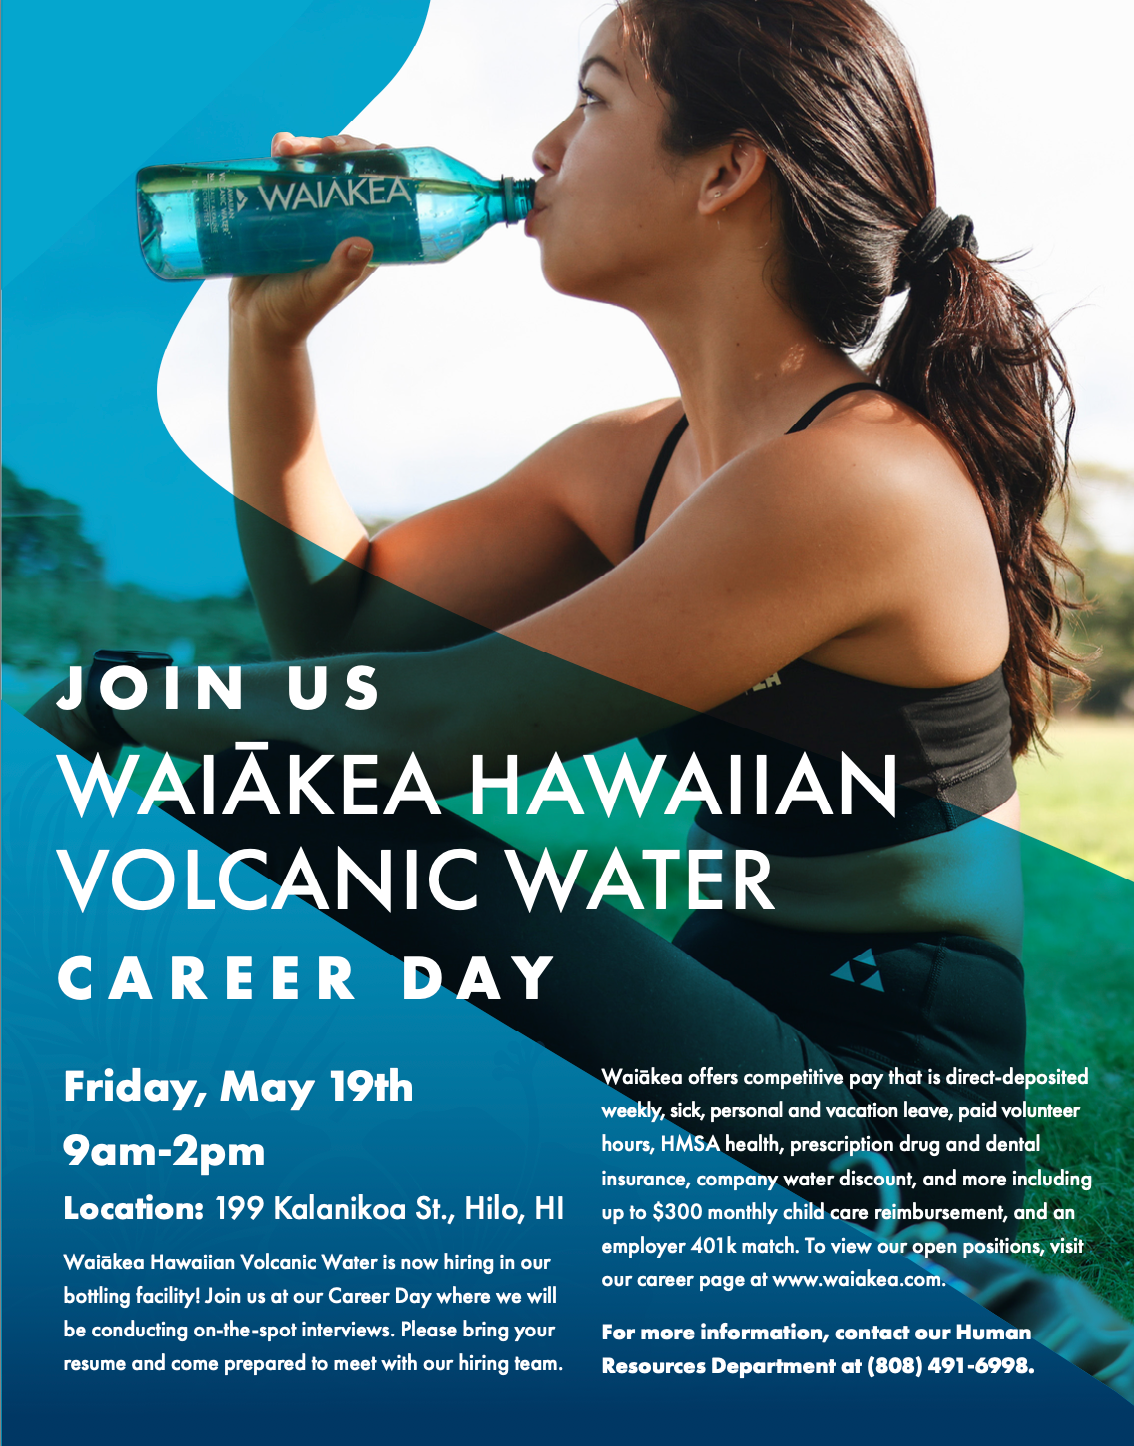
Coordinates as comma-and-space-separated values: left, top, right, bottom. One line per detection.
1016, 860, 1133, 1319
1016, 718, 1134, 880
1012, 721, 1134, 1319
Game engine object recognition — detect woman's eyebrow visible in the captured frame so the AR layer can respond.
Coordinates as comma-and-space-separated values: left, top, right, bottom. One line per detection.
579, 54, 623, 84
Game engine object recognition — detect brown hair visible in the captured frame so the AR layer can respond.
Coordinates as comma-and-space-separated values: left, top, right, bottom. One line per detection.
619, 0, 1087, 756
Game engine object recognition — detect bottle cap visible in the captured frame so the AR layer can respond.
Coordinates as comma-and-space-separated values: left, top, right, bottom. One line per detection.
501, 178, 536, 225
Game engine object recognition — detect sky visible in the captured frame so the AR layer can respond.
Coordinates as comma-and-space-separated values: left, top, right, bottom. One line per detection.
157, 0, 1134, 550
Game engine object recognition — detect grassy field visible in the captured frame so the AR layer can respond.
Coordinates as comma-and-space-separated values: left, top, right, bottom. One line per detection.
1017, 846, 1133, 1319
1010, 720, 1134, 1316
1016, 717, 1134, 880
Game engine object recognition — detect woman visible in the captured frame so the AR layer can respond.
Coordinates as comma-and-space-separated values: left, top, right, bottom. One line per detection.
32, 0, 1083, 1234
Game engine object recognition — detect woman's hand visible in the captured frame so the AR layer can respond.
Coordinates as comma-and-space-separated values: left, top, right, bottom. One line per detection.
229, 132, 388, 348
25, 674, 119, 770
271, 131, 377, 157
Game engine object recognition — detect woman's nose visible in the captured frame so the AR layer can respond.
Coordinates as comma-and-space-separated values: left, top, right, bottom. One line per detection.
531, 135, 555, 176
532, 116, 570, 175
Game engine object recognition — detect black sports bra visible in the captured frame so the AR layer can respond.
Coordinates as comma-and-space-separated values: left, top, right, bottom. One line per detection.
633, 384, 1016, 857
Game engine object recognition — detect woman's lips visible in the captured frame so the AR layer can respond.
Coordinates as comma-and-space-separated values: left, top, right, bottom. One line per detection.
524, 203, 547, 237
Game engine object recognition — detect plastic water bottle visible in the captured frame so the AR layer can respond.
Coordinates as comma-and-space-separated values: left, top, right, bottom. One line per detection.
136, 147, 536, 280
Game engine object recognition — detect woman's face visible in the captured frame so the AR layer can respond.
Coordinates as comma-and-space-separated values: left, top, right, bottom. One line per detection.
528, 14, 707, 306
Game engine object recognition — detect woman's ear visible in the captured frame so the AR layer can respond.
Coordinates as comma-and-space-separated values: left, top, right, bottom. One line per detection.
697, 139, 769, 215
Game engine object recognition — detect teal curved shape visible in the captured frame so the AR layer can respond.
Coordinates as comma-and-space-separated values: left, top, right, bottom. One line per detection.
1, 0, 430, 593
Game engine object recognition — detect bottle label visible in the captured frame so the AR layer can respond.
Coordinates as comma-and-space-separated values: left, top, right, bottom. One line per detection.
197, 171, 415, 235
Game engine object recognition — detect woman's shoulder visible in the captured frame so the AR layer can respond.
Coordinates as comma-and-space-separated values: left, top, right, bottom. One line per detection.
542, 396, 684, 463
737, 388, 989, 544
526, 397, 687, 559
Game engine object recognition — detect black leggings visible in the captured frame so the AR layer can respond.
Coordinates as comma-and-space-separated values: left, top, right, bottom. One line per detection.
167, 745, 1027, 1240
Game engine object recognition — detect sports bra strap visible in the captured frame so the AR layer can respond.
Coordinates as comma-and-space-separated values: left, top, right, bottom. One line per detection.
784, 381, 880, 433
632, 414, 689, 551
632, 382, 879, 551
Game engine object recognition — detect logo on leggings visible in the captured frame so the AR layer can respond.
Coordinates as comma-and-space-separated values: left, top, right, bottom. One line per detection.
831, 947, 884, 992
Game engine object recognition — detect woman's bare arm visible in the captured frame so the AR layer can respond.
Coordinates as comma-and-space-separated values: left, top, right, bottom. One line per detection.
231, 280, 662, 660
33, 402, 1002, 794
229, 132, 650, 661
230, 310, 373, 659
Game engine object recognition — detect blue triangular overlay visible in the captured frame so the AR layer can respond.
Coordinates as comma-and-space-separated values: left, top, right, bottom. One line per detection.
832, 948, 883, 989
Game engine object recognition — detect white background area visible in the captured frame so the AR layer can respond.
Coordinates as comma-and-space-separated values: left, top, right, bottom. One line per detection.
157, 0, 1134, 544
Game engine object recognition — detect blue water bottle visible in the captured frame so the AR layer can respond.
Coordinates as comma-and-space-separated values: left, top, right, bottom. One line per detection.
137, 147, 536, 280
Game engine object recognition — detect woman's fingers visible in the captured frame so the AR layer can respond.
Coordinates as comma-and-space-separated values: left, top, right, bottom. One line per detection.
299, 237, 378, 319
272, 131, 328, 156
307, 236, 376, 306
229, 236, 376, 345
318, 133, 382, 153
271, 131, 382, 156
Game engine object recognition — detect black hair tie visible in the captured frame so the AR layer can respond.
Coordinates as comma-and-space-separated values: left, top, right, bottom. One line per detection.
892, 207, 978, 293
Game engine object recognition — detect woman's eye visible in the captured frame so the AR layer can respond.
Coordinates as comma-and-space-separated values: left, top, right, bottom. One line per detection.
577, 85, 602, 108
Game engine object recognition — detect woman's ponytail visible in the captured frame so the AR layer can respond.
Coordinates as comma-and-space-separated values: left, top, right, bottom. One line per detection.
621, 0, 1089, 755
872, 237, 1089, 757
